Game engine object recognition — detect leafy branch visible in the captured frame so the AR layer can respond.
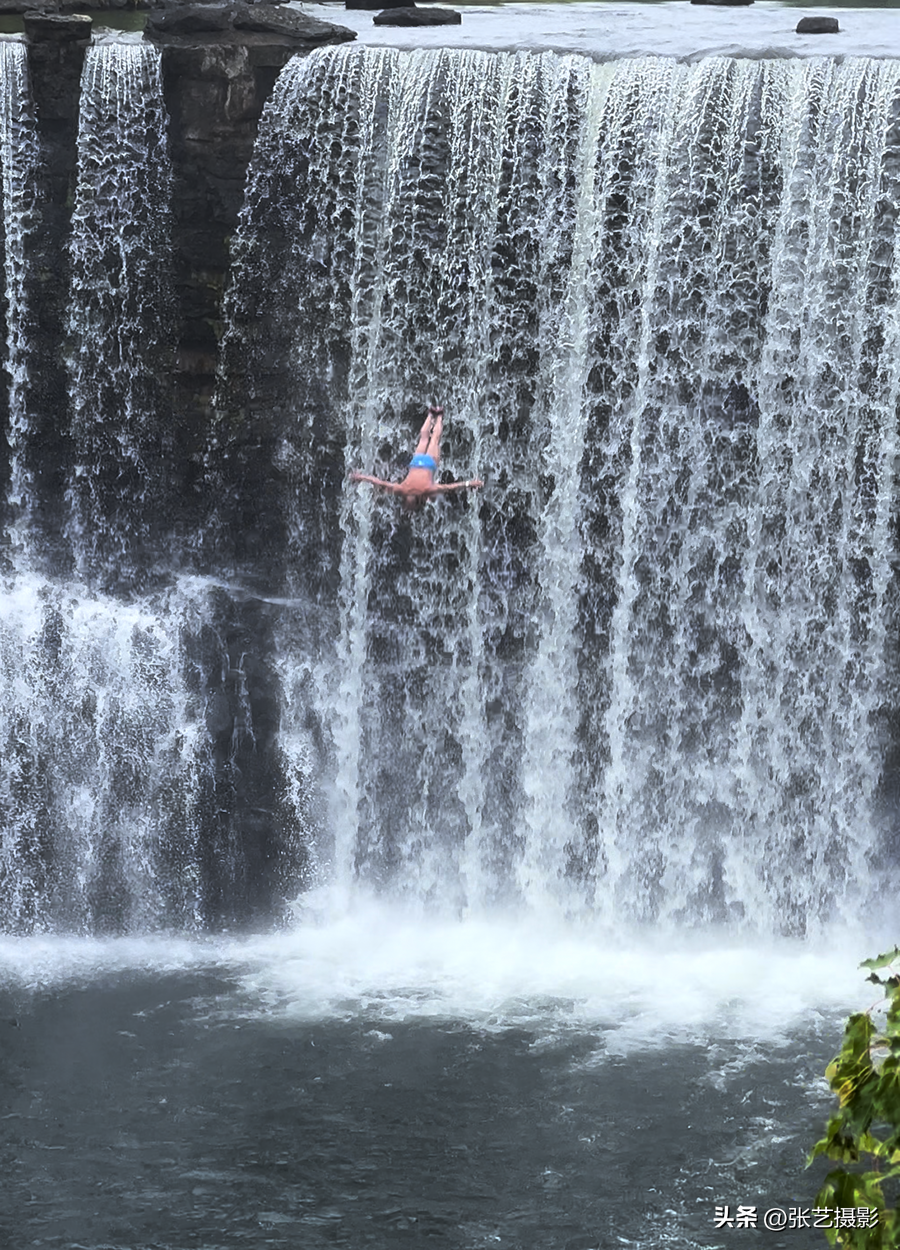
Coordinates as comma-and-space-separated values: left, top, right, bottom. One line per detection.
808, 947, 900, 1248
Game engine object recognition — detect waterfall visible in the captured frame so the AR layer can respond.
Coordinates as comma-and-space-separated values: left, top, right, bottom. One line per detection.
0, 576, 208, 934
0, 43, 307, 937
223, 47, 900, 935
0, 41, 38, 554
2, 42, 899, 939
0, 43, 203, 938
66, 43, 174, 583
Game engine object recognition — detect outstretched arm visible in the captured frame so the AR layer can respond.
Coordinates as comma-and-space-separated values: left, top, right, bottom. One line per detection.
348, 472, 400, 493
431, 478, 483, 494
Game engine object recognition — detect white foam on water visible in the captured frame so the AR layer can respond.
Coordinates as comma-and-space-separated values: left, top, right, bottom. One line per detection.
233, 894, 889, 1049
239, 920, 877, 1047
0, 934, 228, 994
1, 892, 885, 1053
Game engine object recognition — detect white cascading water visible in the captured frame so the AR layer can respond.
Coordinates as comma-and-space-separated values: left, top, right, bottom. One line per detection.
1, 41, 38, 552
0, 579, 209, 934
66, 43, 173, 577
226, 48, 900, 937
0, 46, 218, 936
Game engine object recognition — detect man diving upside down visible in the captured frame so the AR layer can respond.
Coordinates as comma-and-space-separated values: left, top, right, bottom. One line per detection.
348, 405, 483, 512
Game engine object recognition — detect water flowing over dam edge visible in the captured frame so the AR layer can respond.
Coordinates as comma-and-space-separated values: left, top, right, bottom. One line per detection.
1, 40, 899, 938
221, 47, 900, 936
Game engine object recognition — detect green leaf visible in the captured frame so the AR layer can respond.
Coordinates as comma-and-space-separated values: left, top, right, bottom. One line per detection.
810, 953, 900, 1248
887, 990, 900, 1032
827, 1014, 878, 1136
808, 1116, 863, 1164
861, 949, 900, 972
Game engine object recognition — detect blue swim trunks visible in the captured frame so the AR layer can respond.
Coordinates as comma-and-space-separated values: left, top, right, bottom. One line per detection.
410, 453, 436, 470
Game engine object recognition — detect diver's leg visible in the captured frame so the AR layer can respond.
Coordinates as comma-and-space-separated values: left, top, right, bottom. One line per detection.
426, 408, 443, 464
415, 410, 434, 455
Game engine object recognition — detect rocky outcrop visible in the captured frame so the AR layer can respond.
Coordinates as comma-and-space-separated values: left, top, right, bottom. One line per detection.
143, 4, 355, 516
145, 4, 354, 38
373, 5, 460, 22
796, 15, 839, 33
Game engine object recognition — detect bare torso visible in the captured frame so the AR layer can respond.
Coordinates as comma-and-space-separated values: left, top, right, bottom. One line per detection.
397, 466, 439, 498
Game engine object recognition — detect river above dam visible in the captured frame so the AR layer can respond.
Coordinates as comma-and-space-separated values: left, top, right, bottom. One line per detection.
304, 1, 900, 62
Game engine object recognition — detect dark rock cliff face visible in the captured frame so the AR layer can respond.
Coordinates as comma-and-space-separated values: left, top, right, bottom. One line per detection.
145, 8, 352, 922
143, 6, 355, 568
20, 5, 355, 571
189, 588, 313, 929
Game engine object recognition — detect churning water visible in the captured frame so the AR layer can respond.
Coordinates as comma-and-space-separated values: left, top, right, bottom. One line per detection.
0, 919, 878, 1249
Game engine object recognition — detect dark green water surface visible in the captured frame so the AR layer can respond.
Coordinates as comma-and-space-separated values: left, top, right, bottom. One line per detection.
0, 968, 844, 1250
